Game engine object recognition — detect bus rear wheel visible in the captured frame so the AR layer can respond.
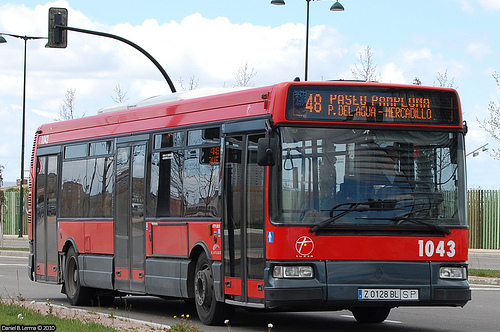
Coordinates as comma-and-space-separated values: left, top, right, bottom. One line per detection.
194, 252, 233, 325
64, 247, 95, 306
351, 307, 391, 324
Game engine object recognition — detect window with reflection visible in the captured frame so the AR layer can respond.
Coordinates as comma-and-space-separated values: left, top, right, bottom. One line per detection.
270, 127, 466, 229
60, 140, 114, 218
148, 128, 221, 218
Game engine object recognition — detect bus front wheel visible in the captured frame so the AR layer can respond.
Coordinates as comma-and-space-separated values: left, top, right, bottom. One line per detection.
351, 307, 391, 324
194, 252, 233, 325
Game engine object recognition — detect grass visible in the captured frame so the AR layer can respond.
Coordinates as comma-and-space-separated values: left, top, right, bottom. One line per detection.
0, 247, 29, 251
0, 300, 118, 331
469, 269, 500, 278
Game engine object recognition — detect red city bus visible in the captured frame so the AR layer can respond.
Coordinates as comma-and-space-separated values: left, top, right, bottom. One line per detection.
28, 81, 470, 325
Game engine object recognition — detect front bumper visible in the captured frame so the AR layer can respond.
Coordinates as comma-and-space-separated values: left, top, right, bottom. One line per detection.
265, 261, 470, 309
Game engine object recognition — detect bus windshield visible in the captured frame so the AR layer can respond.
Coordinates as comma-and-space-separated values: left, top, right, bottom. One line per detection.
270, 127, 466, 228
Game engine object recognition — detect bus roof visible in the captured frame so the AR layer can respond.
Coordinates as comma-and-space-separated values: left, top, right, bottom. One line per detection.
36, 81, 463, 146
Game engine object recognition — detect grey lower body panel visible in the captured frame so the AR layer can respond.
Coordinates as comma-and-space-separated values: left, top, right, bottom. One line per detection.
79, 254, 114, 290
145, 258, 190, 298
265, 261, 470, 309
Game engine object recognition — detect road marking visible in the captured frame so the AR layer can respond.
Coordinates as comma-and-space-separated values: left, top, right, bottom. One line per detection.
0, 263, 26, 267
471, 286, 500, 290
0, 256, 28, 259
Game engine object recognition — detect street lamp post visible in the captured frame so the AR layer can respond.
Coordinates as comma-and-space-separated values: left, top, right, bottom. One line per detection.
466, 143, 489, 158
271, 0, 344, 81
0, 33, 47, 237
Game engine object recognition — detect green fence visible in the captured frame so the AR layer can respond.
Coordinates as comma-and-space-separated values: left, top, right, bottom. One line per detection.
1, 189, 28, 236
468, 190, 500, 249
2, 187, 500, 248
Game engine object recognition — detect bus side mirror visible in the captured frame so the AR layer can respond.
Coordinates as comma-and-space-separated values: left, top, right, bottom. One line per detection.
257, 137, 278, 166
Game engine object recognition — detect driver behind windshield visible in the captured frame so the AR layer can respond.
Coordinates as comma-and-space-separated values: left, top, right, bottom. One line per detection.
322, 144, 414, 224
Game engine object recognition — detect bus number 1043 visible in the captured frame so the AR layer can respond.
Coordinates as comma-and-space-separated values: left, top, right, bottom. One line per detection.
418, 240, 456, 258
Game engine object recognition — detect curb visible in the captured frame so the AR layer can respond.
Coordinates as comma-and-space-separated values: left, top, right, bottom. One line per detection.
468, 276, 500, 286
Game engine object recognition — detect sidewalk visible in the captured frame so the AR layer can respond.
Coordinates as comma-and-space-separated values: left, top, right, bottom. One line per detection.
0, 234, 29, 257
1, 234, 29, 247
1, 235, 499, 284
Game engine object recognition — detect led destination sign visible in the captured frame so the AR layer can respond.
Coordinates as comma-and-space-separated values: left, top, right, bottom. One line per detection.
286, 85, 460, 125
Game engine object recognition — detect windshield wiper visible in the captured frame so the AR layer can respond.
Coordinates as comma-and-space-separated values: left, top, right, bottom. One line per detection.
309, 199, 451, 235
392, 216, 451, 235
310, 202, 371, 233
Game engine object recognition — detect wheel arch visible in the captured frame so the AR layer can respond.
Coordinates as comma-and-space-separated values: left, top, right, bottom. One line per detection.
60, 237, 78, 285
62, 237, 78, 255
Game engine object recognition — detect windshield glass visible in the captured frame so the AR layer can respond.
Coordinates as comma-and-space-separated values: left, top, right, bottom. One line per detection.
270, 127, 466, 227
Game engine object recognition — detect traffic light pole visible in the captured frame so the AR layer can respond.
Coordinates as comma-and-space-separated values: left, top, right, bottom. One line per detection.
57, 25, 177, 93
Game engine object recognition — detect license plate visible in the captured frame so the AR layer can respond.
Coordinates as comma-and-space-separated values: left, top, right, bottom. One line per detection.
358, 289, 419, 301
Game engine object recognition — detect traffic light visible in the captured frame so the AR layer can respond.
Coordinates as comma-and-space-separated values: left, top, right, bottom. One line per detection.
46, 7, 68, 48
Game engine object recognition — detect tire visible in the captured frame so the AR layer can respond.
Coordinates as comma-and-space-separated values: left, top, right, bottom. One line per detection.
351, 307, 391, 324
194, 252, 233, 325
64, 247, 95, 306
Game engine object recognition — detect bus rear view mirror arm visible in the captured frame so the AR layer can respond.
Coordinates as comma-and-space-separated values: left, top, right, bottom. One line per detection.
257, 137, 278, 166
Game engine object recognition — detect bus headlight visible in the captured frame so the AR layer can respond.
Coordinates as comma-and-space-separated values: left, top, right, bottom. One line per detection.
272, 265, 314, 279
439, 266, 467, 280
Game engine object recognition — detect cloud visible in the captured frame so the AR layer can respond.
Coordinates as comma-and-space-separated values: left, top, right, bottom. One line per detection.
467, 42, 492, 58
479, 0, 500, 10
401, 48, 433, 65
381, 63, 405, 83
32, 109, 60, 121
458, 0, 500, 12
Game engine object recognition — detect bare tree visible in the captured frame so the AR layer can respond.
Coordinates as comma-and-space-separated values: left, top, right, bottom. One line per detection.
478, 72, 500, 159
434, 69, 457, 89
55, 88, 85, 121
178, 75, 200, 91
351, 46, 380, 82
413, 77, 422, 85
56, 88, 76, 121
112, 84, 128, 103
0, 164, 4, 188
235, 61, 257, 87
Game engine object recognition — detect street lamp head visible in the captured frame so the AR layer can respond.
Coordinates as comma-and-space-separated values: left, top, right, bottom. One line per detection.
330, 1, 345, 11
0, 35, 7, 43
271, 0, 285, 5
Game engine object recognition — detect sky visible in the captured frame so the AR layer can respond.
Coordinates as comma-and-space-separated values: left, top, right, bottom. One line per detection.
0, 0, 499, 188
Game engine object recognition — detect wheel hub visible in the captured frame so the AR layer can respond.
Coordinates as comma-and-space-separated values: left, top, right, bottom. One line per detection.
195, 269, 211, 307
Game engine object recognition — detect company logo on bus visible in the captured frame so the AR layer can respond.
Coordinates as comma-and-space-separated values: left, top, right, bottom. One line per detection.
295, 236, 314, 257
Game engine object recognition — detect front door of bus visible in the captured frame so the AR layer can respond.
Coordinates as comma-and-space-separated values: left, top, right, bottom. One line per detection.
224, 134, 266, 305
115, 140, 147, 293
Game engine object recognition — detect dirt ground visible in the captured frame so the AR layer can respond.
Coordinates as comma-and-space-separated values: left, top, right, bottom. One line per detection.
2, 299, 170, 331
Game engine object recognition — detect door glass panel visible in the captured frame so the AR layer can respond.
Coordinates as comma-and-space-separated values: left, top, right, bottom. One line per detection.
46, 156, 58, 279
35, 156, 47, 278
131, 144, 146, 270
34, 155, 59, 282
115, 147, 130, 269
224, 136, 243, 279
246, 135, 265, 280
